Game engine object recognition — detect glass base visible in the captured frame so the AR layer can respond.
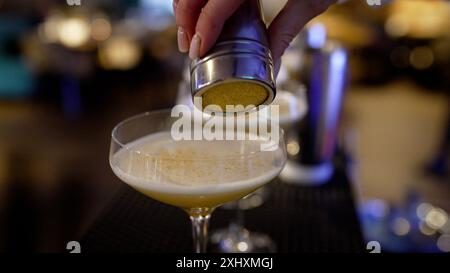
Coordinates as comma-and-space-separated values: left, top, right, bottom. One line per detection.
221, 187, 270, 211
279, 160, 333, 185
210, 224, 276, 253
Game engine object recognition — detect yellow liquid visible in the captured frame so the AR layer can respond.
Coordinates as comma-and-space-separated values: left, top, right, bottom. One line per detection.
138, 186, 260, 212
201, 81, 269, 111
111, 132, 283, 213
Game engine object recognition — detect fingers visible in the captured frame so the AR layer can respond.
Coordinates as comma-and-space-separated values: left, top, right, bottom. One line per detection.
192, 0, 245, 58
175, 0, 335, 63
174, 0, 245, 59
174, 0, 208, 52
268, 0, 336, 67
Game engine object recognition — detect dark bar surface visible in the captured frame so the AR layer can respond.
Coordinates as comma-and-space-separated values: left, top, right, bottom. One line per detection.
81, 165, 365, 253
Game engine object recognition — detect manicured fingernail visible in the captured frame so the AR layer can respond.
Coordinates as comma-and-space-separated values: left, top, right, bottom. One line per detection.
189, 33, 201, 60
177, 27, 189, 53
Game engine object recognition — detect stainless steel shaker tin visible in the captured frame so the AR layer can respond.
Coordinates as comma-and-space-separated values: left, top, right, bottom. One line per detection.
280, 24, 348, 185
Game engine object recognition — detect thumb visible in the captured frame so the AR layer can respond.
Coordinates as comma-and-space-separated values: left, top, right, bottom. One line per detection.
268, 0, 336, 67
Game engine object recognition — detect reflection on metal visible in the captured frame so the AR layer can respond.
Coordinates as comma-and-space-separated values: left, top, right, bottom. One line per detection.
296, 39, 347, 170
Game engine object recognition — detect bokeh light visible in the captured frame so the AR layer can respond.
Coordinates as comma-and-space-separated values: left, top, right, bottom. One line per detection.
437, 234, 450, 252
388, 0, 449, 39
425, 208, 448, 230
392, 217, 410, 236
91, 18, 112, 42
39, 15, 61, 43
237, 241, 249, 252
409, 46, 434, 70
58, 17, 91, 48
98, 36, 142, 70
416, 203, 433, 220
286, 141, 300, 156
419, 221, 436, 236
385, 14, 409, 38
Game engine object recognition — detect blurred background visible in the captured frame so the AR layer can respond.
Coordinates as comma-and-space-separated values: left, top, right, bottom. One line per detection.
0, 0, 448, 252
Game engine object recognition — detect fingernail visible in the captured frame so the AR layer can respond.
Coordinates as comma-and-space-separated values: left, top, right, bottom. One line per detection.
189, 33, 201, 60
177, 27, 189, 53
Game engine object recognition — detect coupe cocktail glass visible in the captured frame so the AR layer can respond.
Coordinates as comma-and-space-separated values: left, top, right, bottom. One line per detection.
109, 109, 286, 253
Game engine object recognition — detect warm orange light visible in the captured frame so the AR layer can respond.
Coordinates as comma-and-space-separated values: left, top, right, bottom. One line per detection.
387, 0, 449, 39
58, 17, 91, 48
98, 36, 142, 70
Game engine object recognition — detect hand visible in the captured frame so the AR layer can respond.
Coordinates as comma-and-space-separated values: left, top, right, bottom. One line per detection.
173, 0, 336, 68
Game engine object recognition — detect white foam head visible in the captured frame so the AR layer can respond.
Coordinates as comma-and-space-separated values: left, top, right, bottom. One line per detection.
111, 132, 284, 196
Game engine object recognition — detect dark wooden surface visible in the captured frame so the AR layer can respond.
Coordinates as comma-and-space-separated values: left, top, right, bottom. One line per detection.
80, 162, 365, 253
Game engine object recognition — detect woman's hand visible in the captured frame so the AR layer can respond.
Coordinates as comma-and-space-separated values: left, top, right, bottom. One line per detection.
173, 0, 335, 67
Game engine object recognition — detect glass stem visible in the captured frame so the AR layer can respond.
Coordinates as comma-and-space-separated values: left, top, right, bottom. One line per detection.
190, 214, 211, 253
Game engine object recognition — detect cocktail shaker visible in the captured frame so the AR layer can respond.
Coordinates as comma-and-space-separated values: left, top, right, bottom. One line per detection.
280, 25, 348, 185
190, 0, 276, 112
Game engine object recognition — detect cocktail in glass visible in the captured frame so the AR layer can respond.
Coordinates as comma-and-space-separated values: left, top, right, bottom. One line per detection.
109, 109, 286, 253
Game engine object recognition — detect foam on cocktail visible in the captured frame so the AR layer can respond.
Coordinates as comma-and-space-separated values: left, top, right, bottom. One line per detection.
111, 132, 284, 209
